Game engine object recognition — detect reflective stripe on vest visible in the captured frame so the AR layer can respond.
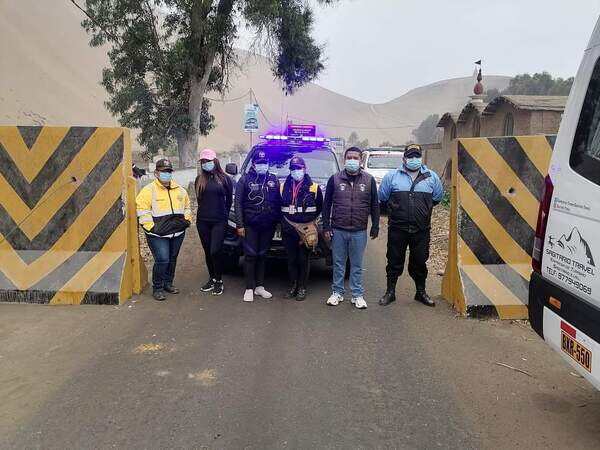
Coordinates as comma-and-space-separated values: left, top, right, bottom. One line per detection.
281, 206, 317, 213
151, 183, 186, 217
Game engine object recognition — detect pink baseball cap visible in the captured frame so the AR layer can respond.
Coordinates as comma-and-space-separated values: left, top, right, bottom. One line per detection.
199, 148, 216, 161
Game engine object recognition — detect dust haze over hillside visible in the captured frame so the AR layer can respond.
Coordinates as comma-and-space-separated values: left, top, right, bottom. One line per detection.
0, 1, 510, 156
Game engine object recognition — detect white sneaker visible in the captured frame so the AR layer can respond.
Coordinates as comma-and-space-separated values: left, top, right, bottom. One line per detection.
254, 286, 272, 299
353, 296, 368, 309
243, 289, 254, 302
326, 292, 344, 306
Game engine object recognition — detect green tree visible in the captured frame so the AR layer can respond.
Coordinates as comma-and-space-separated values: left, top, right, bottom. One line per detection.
504, 72, 573, 96
484, 88, 500, 103
75, 0, 336, 167
412, 114, 441, 144
347, 131, 369, 149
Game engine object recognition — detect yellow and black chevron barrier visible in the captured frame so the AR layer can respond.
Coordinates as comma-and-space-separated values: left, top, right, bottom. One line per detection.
442, 135, 555, 319
0, 126, 146, 305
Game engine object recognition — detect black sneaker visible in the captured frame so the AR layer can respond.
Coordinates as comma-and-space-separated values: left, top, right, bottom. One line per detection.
153, 290, 166, 301
296, 287, 307, 301
164, 284, 179, 294
285, 282, 298, 299
212, 280, 224, 296
200, 279, 215, 292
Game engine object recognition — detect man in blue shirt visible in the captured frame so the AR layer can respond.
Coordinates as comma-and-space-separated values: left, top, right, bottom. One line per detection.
377, 144, 444, 307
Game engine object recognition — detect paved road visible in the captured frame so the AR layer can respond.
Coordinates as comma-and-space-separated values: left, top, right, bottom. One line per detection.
2, 229, 600, 449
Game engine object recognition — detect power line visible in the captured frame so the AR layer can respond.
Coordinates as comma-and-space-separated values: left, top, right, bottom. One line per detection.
251, 90, 276, 127
205, 90, 252, 103
69, 0, 121, 43
288, 116, 415, 130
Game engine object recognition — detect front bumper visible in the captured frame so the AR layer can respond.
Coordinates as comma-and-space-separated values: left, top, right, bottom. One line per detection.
529, 271, 600, 343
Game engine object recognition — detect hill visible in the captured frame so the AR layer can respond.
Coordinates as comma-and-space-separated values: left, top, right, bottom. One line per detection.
0, 0, 510, 156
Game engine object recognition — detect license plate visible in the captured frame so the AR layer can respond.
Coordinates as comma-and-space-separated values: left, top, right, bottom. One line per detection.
561, 331, 592, 372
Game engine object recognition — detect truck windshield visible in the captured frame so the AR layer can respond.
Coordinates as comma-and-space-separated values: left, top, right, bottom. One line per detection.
245, 145, 338, 181
367, 154, 404, 169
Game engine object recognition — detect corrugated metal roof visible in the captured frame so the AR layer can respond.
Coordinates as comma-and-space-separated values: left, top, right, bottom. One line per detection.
483, 95, 567, 114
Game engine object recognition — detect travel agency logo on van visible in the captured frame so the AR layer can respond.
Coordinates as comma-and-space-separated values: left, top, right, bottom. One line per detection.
546, 227, 596, 296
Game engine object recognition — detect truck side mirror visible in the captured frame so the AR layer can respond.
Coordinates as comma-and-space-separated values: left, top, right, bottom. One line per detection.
225, 163, 238, 175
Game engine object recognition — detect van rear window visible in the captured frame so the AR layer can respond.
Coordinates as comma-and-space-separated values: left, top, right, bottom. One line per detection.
570, 57, 600, 185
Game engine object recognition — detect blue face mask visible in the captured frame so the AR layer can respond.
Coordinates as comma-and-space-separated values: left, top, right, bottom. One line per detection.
255, 163, 269, 175
405, 157, 422, 171
158, 171, 172, 182
202, 161, 215, 172
345, 159, 360, 173
291, 169, 305, 182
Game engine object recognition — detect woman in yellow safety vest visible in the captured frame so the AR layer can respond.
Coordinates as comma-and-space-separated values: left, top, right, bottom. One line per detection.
136, 158, 192, 301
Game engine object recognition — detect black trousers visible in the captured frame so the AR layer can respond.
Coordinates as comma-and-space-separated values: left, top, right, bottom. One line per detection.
386, 226, 430, 291
282, 230, 310, 288
196, 220, 226, 281
243, 225, 275, 289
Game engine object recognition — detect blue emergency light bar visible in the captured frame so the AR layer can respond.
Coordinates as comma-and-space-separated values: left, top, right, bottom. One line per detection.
261, 134, 289, 140
259, 134, 330, 143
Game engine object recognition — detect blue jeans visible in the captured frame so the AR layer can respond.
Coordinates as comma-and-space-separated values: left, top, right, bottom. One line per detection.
146, 233, 185, 292
331, 228, 368, 297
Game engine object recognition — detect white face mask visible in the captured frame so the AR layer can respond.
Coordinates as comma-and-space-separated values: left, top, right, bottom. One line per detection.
405, 157, 422, 171
345, 159, 360, 173
255, 163, 269, 175
291, 169, 304, 182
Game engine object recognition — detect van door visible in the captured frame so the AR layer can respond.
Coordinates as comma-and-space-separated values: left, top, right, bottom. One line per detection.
543, 43, 600, 309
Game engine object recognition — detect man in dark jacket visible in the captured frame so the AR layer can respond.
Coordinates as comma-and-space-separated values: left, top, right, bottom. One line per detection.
280, 156, 323, 301
377, 144, 443, 307
322, 147, 380, 309
235, 150, 282, 302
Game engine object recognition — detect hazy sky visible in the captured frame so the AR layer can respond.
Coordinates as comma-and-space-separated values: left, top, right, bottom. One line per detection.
242, 0, 600, 104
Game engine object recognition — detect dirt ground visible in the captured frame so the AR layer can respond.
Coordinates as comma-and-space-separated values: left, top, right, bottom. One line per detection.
3, 224, 600, 449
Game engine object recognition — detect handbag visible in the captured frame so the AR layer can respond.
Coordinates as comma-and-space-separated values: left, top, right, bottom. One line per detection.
284, 217, 319, 250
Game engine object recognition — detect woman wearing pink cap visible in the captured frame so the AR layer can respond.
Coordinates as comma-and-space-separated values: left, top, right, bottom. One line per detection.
194, 148, 233, 296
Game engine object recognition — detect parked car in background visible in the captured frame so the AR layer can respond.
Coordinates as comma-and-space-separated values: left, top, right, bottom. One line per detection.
361, 147, 405, 187
529, 15, 600, 389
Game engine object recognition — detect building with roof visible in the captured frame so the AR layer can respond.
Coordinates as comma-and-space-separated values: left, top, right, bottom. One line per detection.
435, 69, 568, 182
481, 95, 567, 136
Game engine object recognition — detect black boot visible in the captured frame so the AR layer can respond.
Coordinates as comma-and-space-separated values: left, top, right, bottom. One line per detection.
378, 278, 397, 306
415, 289, 435, 307
286, 281, 298, 299
296, 286, 307, 301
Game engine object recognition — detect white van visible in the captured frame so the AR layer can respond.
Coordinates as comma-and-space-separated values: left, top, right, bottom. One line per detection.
362, 147, 405, 186
529, 16, 600, 389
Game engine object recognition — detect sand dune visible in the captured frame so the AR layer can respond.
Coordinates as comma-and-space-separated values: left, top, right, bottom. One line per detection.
1, 1, 510, 154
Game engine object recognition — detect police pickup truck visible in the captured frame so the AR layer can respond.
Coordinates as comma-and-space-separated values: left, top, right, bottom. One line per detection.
222, 125, 340, 270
